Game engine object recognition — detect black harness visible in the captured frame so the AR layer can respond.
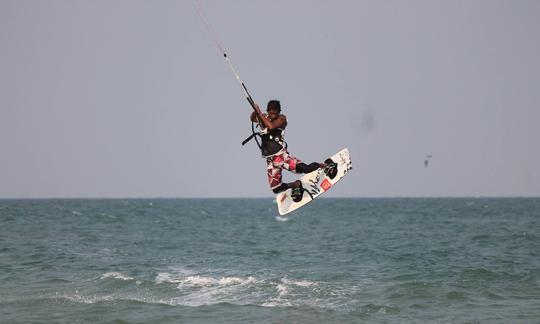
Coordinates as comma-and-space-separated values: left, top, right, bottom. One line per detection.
242, 119, 287, 156
241, 122, 262, 149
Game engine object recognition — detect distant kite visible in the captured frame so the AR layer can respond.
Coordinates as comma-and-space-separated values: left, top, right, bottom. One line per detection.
424, 155, 432, 168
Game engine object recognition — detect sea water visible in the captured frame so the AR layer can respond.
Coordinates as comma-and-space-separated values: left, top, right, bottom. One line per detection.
1, 198, 539, 323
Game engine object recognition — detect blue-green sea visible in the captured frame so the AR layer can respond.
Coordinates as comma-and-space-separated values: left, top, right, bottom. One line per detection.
1, 198, 539, 323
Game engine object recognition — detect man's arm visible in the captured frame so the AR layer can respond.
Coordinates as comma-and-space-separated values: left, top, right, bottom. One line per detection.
250, 111, 260, 123
253, 105, 286, 130
261, 115, 286, 130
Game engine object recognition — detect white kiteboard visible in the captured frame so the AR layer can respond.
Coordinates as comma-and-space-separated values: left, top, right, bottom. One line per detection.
276, 148, 352, 215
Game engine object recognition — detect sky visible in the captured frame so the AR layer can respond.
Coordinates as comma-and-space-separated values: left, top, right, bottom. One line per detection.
1, 0, 539, 198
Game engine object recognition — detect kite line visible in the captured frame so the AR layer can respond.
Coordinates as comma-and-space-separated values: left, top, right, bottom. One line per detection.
193, 0, 257, 110
193, 0, 261, 149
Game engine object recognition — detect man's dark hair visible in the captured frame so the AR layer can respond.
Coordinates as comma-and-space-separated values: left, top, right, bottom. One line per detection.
267, 100, 281, 112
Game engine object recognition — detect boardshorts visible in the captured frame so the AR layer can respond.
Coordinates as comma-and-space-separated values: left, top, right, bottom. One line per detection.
266, 150, 301, 190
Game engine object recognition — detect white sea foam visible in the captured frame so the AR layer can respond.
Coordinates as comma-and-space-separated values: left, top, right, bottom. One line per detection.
99, 213, 116, 219
261, 299, 293, 307
276, 283, 288, 296
155, 272, 183, 284
281, 278, 316, 287
155, 267, 198, 284
100, 272, 133, 281
152, 270, 355, 309
181, 275, 216, 287
55, 272, 356, 311
59, 293, 115, 304
179, 275, 256, 288
56, 292, 178, 306
218, 276, 255, 286
154, 272, 262, 306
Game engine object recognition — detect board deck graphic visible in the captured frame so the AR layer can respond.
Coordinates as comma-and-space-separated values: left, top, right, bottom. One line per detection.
276, 148, 352, 215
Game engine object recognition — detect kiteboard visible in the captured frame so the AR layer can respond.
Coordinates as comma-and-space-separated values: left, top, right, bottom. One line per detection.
276, 148, 352, 215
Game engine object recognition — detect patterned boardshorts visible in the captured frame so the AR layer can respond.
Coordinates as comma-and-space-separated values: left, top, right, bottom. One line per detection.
266, 150, 301, 190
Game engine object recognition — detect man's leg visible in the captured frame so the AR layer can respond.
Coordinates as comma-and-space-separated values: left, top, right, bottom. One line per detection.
267, 155, 285, 193
268, 151, 325, 195
296, 162, 322, 174
275, 150, 325, 175
267, 152, 303, 194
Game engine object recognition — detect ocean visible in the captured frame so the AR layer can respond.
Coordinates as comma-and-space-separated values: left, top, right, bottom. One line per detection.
1, 198, 539, 323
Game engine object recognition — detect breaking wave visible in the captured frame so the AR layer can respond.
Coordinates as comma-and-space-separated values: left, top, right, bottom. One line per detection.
49, 270, 361, 310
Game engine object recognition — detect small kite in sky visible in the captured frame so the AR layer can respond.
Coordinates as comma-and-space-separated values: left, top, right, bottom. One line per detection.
424, 155, 432, 168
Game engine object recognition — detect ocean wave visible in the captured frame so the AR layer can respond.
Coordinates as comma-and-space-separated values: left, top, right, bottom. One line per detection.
179, 275, 256, 288
281, 278, 316, 287
51, 291, 181, 306
98, 213, 116, 219
148, 270, 359, 309
154, 268, 198, 284
352, 303, 400, 316
100, 272, 134, 281
155, 272, 183, 284
30, 270, 362, 315
28, 268, 361, 311
57, 293, 116, 304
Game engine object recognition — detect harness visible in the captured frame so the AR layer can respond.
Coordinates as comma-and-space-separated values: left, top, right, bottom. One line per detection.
241, 122, 262, 149
241, 115, 287, 157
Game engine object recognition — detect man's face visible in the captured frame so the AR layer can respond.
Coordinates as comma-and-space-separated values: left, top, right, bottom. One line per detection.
267, 109, 280, 119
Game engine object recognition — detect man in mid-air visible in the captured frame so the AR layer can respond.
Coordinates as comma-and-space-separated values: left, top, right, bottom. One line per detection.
250, 100, 335, 202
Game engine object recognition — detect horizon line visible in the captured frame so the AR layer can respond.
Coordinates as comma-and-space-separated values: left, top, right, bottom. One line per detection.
1, 196, 539, 200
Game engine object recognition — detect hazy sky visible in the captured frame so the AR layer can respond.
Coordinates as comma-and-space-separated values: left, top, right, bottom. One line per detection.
1, 0, 539, 198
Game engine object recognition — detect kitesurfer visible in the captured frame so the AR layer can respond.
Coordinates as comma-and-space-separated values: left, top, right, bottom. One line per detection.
250, 100, 335, 201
